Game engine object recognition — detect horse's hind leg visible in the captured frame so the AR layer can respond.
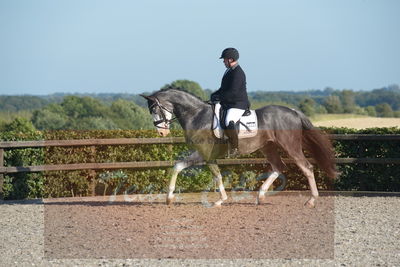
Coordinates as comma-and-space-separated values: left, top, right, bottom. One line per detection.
167, 151, 204, 204
208, 163, 228, 207
257, 142, 286, 205
280, 141, 318, 208
295, 157, 318, 208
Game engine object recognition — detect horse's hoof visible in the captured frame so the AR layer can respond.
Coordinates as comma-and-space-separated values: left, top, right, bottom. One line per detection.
213, 200, 223, 207
166, 196, 175, 205
256, 194, 265, 205
304, 199, 315, 208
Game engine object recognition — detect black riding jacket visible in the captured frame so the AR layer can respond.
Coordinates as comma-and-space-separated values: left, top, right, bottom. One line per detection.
211, 64, 250, 110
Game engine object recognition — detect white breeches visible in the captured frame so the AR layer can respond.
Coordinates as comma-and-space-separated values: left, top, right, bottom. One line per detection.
225, 108, 245, 126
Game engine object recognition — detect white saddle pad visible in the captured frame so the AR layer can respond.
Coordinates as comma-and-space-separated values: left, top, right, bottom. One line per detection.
212, 103, 258, 139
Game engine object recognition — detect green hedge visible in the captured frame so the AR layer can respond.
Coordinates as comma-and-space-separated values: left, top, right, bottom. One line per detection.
1, 126, 400, 200
324, 127, 400, 192
0, 118, 44, 199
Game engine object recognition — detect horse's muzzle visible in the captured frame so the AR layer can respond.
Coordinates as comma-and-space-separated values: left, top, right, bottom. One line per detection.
157, 128, 170, 137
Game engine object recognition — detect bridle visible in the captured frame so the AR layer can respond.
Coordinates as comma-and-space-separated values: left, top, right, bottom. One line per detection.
149, 97, 176, 129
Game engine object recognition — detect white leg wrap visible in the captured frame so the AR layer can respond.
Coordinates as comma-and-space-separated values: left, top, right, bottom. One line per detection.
259, 171, 280, 197
214, 199, 223, 206
219, 184, 227, 200
174, 162, 188, 173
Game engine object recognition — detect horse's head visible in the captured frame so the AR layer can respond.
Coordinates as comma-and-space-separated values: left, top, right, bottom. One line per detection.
140, 94, 174, 137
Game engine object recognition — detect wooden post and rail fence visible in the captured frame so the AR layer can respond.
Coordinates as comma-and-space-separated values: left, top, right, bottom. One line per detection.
1, 134, 400, 198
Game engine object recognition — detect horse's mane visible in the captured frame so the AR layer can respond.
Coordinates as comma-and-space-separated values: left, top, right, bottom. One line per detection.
155, 87, 208, 104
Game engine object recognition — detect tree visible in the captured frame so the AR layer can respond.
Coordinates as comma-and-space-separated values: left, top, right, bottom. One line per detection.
375, 103, 394, 117
323, 87, 335, 96
68, 117, 117, 130
365, 106, 377, 117
2, 117, 38, 135
315, 105, 327, 114
110, 99, 153, 129
30, 95, 153, 130
323, 95, 343, 113
355, 87, 400, 111
0, 96, 48, 112
340, 90, 356, 113
32, 109, 68, 130
61, 96, 107, 119
162, 80, 207, 100
299, 98, 316, 117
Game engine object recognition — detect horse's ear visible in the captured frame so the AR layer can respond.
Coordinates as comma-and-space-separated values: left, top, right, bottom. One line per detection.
140, 94, 154, 101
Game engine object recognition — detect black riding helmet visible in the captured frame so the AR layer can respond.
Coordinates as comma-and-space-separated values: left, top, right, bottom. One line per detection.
219, 47, 239, 61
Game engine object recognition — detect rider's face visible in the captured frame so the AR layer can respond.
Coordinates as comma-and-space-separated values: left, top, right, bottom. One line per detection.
223, 58, 231, 68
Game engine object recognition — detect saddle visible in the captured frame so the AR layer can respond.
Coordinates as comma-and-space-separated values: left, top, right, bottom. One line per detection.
212, 103, 258, 139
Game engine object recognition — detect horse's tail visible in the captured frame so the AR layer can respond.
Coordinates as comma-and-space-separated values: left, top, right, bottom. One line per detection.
298, 112, 338, 179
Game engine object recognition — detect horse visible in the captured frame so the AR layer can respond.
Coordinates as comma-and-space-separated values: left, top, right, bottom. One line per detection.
140, 88, 337, 207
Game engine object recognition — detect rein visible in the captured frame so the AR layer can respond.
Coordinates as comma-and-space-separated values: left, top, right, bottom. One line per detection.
150, 97, 176, 129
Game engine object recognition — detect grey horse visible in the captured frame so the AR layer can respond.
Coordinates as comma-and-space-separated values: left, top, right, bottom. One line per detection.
141, 88, 337, 207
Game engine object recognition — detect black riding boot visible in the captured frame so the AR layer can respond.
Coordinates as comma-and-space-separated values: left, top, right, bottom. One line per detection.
225, 121, 239, 157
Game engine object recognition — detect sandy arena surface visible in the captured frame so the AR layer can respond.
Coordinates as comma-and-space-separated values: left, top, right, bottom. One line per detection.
0, 192, 399, 266
313, 117, 400, 129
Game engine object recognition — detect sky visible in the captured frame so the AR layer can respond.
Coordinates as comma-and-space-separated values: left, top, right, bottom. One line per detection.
0, 0, 399, 95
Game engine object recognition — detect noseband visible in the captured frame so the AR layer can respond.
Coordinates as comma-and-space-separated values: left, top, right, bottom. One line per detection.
150, 97, 176, 129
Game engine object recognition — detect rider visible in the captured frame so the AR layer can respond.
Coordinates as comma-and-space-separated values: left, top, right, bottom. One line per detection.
210, 47, 250, 156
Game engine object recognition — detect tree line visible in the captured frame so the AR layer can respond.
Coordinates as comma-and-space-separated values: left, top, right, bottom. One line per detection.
0, 81, 399, 130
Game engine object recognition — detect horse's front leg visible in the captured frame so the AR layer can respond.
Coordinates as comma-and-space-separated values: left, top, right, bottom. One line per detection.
208, 163, 227, 207
167, 151, 204, 205
257, 171, 279, 204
